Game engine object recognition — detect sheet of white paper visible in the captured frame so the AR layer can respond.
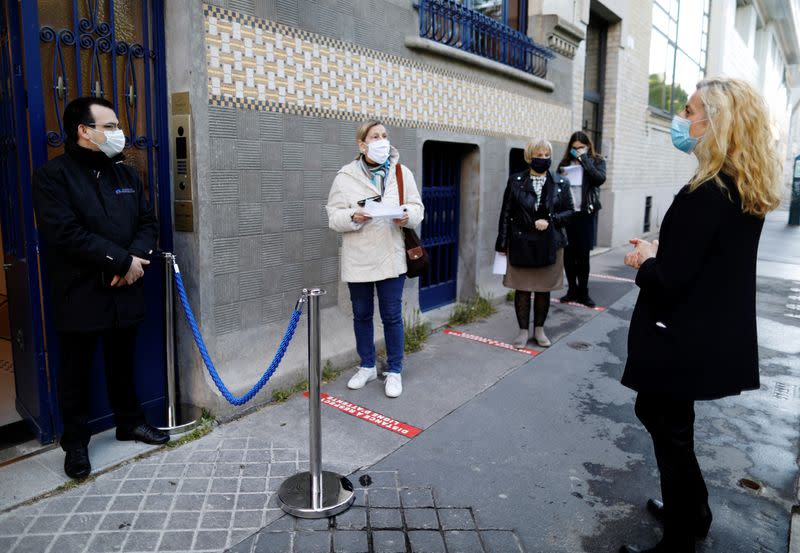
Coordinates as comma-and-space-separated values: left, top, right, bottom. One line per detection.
363, 199, 405, 219
492, 252, 507, 275
562, 165, 584, 208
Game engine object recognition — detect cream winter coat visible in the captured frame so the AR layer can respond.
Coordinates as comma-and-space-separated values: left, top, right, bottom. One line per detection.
326, 149, 424, 283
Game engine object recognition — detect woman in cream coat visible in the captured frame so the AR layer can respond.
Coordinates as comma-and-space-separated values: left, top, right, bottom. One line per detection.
326, 120, 424, 398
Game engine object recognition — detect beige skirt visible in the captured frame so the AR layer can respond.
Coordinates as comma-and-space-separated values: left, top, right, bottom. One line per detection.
503, 248, 565, 292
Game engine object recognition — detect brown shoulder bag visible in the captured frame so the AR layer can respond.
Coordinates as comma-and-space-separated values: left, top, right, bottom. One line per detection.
395, 164, 429, 279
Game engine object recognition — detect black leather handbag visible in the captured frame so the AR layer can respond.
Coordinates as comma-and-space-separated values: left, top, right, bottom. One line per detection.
396, 164, 429, 279
507, 224, 557, 268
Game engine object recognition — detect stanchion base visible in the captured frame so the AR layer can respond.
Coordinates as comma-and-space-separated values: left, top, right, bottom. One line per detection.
278, 471, 355, 518
157, 403, 203, 435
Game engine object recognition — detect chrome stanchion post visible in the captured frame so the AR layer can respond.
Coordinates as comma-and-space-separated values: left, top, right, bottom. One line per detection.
278, 288, 355, 518
158, 252, 201, 434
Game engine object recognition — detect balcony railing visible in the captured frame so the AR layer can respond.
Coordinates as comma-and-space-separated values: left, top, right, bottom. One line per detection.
418, 0, 554, 78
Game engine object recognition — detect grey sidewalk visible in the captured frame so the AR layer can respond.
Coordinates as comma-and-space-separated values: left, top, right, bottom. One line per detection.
0, 211, 797, 553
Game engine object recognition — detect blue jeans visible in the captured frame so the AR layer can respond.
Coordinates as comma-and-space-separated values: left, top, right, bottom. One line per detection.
348, 275, 406, 374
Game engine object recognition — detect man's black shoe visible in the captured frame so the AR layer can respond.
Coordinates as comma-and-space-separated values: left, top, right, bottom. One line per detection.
559, 291, 577, 303
64, 446, 91, 479
646, 498, 712, 539
579, 295, 596, 308
116, 423, 170, 445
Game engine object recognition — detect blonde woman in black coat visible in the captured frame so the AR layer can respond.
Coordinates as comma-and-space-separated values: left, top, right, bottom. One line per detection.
620, 78, 782, 553
496, 139, 574, 348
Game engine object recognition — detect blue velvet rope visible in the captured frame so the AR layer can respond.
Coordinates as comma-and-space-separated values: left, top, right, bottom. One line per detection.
172, 262, 302, 406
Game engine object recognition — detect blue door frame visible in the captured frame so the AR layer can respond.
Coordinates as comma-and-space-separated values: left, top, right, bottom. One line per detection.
1, 0, 173, 443
419, 142, 462, 311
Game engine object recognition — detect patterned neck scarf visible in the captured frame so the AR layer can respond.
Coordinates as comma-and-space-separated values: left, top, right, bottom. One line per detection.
360, 157, 391, 193
530, 174, 546, 210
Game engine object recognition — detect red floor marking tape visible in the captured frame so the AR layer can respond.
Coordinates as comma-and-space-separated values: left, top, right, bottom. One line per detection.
442, 329, 540, 356
550, 298, 606, 312
589, 273, 636, 284
304, 392, 422, 438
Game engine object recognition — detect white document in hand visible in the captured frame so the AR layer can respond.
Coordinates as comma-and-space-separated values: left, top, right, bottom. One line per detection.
562, 164, 583, 208
492, 252, 507, 275
363, 199, 405, 219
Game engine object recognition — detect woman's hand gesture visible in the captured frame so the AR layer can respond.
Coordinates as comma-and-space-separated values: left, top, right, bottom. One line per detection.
534, 219, 549, 231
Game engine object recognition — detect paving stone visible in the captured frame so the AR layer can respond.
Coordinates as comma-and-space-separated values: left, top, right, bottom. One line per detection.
263, 515, 294, 532
99, 512, 135, 531
401, 488, 435, 508
156, 464, 186, 478
87, 532, 126, 552
233, 510, 263, 528
353, 489, 367, 507
230, 529, 257, 548
408, 530, 446, 553
237, 493, 270, 510
242, 463, 269, 477
185, 464, 215, 478
27, 514, 66, 534
369, 507, 403, 529
205, 493, 237, 510
109, 495, 144, 512
439, 509, 475, 530
120, 480, 150, 494
271, 449, 298, 462
86, 479, 123, 495
128, 465, 159, 478
333, 529, 369, 553
168, 510, 201, 530
0, 515, 32, 533
133, 511, 167, 531
267, 476, 286, 490
444, 530, 485, 553
172, 494, 205, 511
179, 478, 210, 493
49, 533, 92, 553
294, 516, 331, 530
202, 510, 234, 529
220, 450, 246, 463
222, 437, 249, 449
211, 477, 240, 493
158, 530, 195, 551
240, 477, 268, 493
373, 530, 406, 553
292, 530, 331, 552
75, 495, 113, 513
367, 488, 401, 508
0, 537, 13, 551
334, 506, 367, 530
122, 531, 160, 552
216, 463, 245, 477
253, 530, 291, 553
64, 513, 102, 532
404, 508, 439, 530
42, 496, 78, 514
195, 529, 229, 550
268, 462, 298, 477
353, 471, 398, 489
149, 479, 179, 494
480, 530, 523, 553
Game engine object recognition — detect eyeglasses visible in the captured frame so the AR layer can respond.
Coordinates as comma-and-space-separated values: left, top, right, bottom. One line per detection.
357, 195, 382, 207
83, 122, 121, 131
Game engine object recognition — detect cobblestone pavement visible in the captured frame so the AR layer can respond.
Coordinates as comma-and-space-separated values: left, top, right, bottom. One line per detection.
226, 470, 524, 553
0, 437, 305, 553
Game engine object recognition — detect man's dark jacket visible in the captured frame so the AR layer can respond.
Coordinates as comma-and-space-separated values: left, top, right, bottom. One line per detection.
495, 169, 575, 254
32, 142, 158, 332
622, 175, 764, 400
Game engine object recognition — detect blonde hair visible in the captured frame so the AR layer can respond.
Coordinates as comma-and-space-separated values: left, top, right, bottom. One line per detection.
523, 139, 552, 163
692, 77, 782, 217
354, 119, 383, 160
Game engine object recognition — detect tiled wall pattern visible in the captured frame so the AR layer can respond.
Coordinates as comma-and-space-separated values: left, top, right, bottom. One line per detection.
204, 4, 571, 139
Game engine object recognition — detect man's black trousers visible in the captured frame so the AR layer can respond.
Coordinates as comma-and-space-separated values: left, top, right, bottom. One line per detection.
58, 327, 145, 450
634, 392, 710, 541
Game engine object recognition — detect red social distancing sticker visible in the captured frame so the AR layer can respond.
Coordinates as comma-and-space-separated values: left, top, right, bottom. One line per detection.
304, 392, 423, 438
443, 329, 540, 356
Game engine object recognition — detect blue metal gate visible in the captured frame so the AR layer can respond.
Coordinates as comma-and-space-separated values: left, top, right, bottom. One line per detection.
419, 142, 461, 311
0, 0, 172, 442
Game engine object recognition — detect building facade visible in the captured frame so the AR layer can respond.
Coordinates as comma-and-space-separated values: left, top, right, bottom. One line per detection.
1, 0, 798, 445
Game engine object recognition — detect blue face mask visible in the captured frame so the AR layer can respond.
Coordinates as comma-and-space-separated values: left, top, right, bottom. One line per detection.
671, 115, 704, 154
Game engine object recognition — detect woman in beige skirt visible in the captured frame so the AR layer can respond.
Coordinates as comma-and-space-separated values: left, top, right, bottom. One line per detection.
495, 139, 575, 348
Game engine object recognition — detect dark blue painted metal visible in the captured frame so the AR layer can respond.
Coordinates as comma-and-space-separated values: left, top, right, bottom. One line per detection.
419, 143, 461, 311
418, 0, 553, 77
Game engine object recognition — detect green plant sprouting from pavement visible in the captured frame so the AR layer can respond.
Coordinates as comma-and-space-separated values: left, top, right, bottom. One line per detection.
404, 309, 430, 353
448, 291, 497, 326
164, 409, 216, 449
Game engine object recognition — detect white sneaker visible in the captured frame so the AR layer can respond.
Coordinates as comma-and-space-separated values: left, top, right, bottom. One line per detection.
384, 373, 402, 398
347, 367, 377, 390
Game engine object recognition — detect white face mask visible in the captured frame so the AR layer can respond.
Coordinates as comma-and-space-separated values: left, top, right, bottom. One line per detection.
89, 128, 126, 158
365, 139, 390, 164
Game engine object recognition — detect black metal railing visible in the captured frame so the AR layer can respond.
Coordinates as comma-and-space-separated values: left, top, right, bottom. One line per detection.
418, 0, 554, 78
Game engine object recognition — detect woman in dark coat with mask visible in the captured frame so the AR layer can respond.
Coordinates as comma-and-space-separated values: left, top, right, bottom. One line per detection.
619, 77, 783, 553
496, 139, 574, 349
557, 131, 606, 307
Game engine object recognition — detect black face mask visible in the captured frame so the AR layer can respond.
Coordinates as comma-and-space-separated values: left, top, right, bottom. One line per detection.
530, 157, 551, 173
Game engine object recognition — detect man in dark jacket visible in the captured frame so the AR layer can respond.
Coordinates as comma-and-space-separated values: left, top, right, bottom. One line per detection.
33, 97, 168, 480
